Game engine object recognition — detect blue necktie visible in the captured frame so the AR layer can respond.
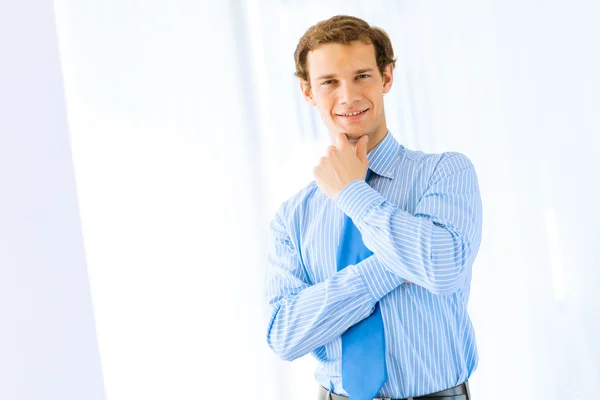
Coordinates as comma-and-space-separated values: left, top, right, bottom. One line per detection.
337, 169, 387, 400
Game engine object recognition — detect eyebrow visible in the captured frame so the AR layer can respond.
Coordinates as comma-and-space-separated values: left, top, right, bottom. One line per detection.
316, 68, 375, 81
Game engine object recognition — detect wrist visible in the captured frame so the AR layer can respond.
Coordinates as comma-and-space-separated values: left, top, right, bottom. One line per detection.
336, 180, 384, 223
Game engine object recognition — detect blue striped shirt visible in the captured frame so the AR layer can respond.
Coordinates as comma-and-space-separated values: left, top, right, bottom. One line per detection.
264, 132, 482, 398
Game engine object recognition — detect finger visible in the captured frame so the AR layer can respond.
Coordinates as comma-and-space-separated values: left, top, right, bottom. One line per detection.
356, 135, 369, 162
312, 165, 321, 179
326, 145, 336, 159
313, 159, 327, 179
335, 132, 349, 149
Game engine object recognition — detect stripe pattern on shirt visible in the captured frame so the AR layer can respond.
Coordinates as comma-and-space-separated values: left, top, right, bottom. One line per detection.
264, 132, 482, 398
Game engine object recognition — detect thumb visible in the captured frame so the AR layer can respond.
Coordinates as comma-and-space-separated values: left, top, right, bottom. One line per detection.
356, 135, 369, 162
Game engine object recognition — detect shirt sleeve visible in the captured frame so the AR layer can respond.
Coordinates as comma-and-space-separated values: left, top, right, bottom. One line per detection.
335, 152, 483, 296
263, 209, 404, 362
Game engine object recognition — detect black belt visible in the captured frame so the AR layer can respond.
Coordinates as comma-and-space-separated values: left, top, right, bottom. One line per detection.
319, 381, 470, 400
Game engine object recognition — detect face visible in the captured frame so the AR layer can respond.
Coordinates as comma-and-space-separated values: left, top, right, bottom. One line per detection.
301, 41, 393, 149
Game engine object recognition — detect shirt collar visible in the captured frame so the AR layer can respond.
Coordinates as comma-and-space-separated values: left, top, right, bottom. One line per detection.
367, 131, 403, 179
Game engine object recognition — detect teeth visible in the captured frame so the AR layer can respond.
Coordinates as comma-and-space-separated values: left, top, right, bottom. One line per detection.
341, 110, 365, 116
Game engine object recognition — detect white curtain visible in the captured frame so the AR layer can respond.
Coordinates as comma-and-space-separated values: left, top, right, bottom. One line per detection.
54, 0, 599, 399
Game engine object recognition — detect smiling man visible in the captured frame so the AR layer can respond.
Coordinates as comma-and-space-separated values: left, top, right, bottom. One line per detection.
299, 32, 391, 152
264, 15, 482, 400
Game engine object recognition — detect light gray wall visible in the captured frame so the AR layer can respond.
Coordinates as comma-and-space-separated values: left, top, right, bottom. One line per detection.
0, 1, 105, 399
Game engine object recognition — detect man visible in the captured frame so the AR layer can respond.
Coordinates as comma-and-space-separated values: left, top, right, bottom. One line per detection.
264, 15, 482, 400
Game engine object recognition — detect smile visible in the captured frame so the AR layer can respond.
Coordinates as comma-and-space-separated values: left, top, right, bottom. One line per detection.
336, 108, 369, 117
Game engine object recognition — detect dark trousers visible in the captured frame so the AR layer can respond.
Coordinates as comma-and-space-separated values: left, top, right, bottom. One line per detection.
318, 381, 471, 400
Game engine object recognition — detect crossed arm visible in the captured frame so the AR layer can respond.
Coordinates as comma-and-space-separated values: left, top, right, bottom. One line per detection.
263, 153, 482, 361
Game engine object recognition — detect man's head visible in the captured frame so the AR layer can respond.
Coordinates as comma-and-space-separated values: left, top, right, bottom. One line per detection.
294, 15, 396, 149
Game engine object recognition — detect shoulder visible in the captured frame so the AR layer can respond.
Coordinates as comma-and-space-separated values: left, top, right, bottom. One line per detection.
402, 147, 473, 168
270, 181, 319, 234
401, 147, 475, 183
428, 151, 475, 178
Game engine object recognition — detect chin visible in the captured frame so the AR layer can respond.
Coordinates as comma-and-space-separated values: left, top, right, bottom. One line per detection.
344, 130, 371, 140
336, 128, 364, 137
345, 134, 362, 143
328, 123, 373, 142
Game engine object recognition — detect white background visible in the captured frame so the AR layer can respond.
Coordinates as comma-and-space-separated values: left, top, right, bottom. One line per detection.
2, 0, 599, 399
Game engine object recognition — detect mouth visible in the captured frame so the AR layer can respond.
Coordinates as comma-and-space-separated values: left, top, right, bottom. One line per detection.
335, 108, 370, 120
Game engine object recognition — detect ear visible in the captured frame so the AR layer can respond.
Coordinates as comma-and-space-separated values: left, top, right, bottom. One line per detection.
382, 63, 394, 95
299, 79, 316, 106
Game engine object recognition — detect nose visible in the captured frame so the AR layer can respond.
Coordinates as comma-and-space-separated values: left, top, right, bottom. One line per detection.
338, 80, 362, 106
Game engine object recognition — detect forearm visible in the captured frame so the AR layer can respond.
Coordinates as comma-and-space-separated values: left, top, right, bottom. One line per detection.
336, 168, 482, 295
363, 200, 477, 294
265, 255, 403, 361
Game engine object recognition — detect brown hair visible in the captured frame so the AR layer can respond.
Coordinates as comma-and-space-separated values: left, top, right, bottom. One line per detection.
294, 15, 397, 84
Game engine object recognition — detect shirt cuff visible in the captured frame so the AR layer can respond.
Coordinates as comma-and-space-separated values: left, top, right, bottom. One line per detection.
336, 180, 386, 225
354, 255, 405, 302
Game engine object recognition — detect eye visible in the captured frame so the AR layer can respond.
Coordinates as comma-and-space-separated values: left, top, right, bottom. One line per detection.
356, 74, 370, 80
322, 80, 336, 86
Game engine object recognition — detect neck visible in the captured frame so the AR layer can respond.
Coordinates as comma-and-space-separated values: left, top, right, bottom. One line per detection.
367, 125, 389, 153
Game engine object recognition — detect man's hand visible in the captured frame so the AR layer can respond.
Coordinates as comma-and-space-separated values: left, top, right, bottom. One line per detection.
313, 133, 369, 201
